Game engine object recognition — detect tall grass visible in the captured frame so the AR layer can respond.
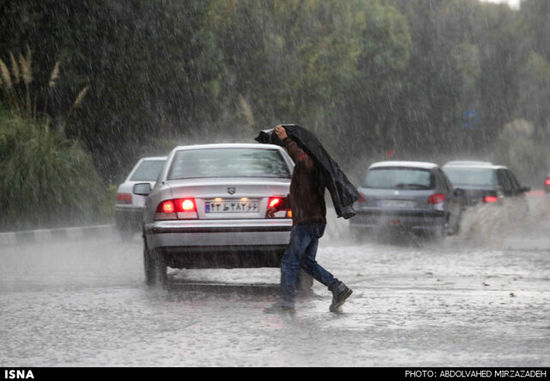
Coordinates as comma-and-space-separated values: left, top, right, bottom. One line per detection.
0, 108, 111, 231
0, 50, 110, 231
0, 48, 87, 125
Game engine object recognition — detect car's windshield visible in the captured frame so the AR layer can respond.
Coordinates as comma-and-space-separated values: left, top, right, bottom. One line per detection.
130, 159, 166, 181
363, 167, 434, 189
168, 148, 291, 180
442, 167, 497, 186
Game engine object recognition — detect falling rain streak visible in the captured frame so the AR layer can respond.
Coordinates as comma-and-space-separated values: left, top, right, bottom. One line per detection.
1, 0, 550, 231
0, 0, 549, 369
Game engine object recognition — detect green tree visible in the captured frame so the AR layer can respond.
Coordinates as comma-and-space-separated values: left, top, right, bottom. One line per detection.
209, 0, 366, 138
1, 0, 224, 181
517, 0, 550, 141
332, 0, 411, 166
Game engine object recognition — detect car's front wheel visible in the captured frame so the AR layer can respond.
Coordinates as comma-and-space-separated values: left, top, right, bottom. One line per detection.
143, 245, 167, 287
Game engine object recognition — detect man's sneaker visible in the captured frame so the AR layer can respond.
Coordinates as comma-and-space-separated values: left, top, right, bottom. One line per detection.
263, 302, 296, 315
329, 282, 352, 312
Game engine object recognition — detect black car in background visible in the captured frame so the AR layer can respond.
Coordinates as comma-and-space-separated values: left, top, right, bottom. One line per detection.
441, 161, 530, 211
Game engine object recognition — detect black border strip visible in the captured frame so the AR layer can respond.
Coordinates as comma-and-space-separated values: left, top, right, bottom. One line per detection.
0, 367, 548, 379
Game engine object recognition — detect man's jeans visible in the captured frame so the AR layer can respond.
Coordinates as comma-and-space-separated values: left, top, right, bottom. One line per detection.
279, 223, 336, 307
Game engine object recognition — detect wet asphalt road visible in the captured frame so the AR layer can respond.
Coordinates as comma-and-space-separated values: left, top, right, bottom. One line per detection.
0, 200, 549, 367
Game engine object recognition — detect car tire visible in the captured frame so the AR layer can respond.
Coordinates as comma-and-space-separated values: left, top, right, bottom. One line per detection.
296, 269, 314, 293
144, 246, 168, 287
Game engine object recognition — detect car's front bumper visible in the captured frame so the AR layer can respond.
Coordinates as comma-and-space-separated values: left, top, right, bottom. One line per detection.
349, 210, 445, 232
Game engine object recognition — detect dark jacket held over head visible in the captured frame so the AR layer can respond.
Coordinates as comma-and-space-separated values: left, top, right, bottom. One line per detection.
279, 137, 326, 225
255, 124, 360, 220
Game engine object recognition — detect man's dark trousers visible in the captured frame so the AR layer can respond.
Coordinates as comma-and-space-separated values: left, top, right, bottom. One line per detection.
280, 222, 337, 307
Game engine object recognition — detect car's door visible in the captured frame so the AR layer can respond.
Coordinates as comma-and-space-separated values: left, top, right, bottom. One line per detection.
435, 168, 461, 231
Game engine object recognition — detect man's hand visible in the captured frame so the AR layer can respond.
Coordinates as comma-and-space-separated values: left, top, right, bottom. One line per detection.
274, 125, 288, 140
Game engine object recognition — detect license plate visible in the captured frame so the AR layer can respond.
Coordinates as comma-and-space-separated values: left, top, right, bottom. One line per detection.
378, 199, 415, 208
205, 199, 259, 213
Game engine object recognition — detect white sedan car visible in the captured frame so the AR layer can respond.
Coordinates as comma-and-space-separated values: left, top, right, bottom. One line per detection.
137, 143, 299, 286
114, 156, 167, 239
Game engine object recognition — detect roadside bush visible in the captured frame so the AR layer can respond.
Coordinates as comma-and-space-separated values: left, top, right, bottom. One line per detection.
0, 108, 110, 231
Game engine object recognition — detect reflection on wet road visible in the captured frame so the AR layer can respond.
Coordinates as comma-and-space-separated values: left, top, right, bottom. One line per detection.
1, 201, 549, 366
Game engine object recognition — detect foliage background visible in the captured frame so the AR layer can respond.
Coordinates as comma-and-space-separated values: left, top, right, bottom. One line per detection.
0, 0, 549, 229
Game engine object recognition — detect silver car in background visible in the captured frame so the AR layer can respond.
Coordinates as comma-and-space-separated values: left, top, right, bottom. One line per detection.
349, 161, 464, 238
137, 143, 296, 286
114, 156, 167, 239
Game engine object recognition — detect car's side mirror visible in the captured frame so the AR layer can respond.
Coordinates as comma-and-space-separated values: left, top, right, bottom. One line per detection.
133, 183, 152, 196
454, 188, 465, 196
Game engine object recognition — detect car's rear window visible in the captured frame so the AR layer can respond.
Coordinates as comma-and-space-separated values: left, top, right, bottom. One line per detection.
363, 167, 434, 189
168, 148, 291, 180
442, 167, 497, 186
130, 160, 166, 181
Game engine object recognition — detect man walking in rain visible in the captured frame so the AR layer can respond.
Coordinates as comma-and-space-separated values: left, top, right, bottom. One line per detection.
263, 125, 352, 314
